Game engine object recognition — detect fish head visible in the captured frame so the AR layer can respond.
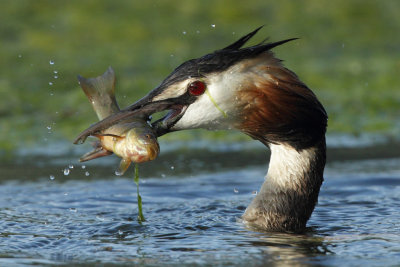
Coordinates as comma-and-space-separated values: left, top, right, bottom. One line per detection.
124, 126, 160, 163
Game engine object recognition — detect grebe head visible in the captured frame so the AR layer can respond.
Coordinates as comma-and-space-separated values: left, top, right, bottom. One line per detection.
131, 27, 327, 150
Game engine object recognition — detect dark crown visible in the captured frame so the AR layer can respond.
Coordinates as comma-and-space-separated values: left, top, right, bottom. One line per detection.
159, 27, 297, 89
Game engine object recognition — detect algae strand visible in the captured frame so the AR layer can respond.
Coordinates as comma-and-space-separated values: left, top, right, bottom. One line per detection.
134, 164, 145, 222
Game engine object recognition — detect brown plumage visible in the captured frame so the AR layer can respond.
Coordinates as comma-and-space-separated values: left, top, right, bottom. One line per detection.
235, 54, 327, 150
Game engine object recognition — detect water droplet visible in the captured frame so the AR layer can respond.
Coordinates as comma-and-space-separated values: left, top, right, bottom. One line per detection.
81, 165, 86, 169
170, 54, 174, 57
182, 31, 187, 35
252, 190, 258, 196
18, 54, 22, 58
118, 230, 123, 235
115, 170, 123, 176
53, 70, 58, 74
69, 208, 77, 212
54, 75, 58, 79
49, 60, 55, 65
211, 24, 216, 28
64, 192, 69, 196
170, 166, 175, 170
161, 174, 166, 178
69, 164, 74, 169
233, 188, 239, 193
46, 126, 52, 130
63, 168, 70, 176
49, 175, 55, 180
50, 92, 54, 96
85, 171, 90, 176
196, 30, 200, 34
49, 82, 53, 86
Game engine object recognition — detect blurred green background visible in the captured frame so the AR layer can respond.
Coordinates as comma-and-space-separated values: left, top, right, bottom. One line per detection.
1, 0, 399, 151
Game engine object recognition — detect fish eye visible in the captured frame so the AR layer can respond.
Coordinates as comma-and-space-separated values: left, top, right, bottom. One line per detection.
188, 81, 206, 96
145, 134, 151, 139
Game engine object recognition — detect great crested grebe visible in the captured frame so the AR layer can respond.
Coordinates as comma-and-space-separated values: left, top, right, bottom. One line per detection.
75, 27, 327, 232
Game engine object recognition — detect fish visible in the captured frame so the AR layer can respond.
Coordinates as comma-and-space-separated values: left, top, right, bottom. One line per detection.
77, 67, 160, 175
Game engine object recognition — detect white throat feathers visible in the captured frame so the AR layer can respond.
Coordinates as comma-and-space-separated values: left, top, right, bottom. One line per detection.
242, 139, 326, 232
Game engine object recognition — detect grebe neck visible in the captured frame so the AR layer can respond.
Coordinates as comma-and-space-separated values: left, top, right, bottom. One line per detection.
242, 137, 326, 232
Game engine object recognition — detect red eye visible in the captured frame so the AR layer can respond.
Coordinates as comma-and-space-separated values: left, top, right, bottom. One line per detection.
188, 81, 206, 96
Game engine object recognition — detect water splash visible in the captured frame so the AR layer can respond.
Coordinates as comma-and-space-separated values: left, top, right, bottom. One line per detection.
85, 171, 90, 177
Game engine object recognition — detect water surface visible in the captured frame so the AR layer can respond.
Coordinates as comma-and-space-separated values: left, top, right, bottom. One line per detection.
0, 140, 399, 266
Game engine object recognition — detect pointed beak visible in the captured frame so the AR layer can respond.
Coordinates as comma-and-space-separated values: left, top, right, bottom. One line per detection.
74, 87, 193, 145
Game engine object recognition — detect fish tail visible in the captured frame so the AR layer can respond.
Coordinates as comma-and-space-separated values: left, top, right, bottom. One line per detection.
78, 66, 120, 120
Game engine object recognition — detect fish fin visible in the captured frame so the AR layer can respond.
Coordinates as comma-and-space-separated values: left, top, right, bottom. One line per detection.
78, 66, 120, 120
79, 147, 113, 162
115, 158, 131, 176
